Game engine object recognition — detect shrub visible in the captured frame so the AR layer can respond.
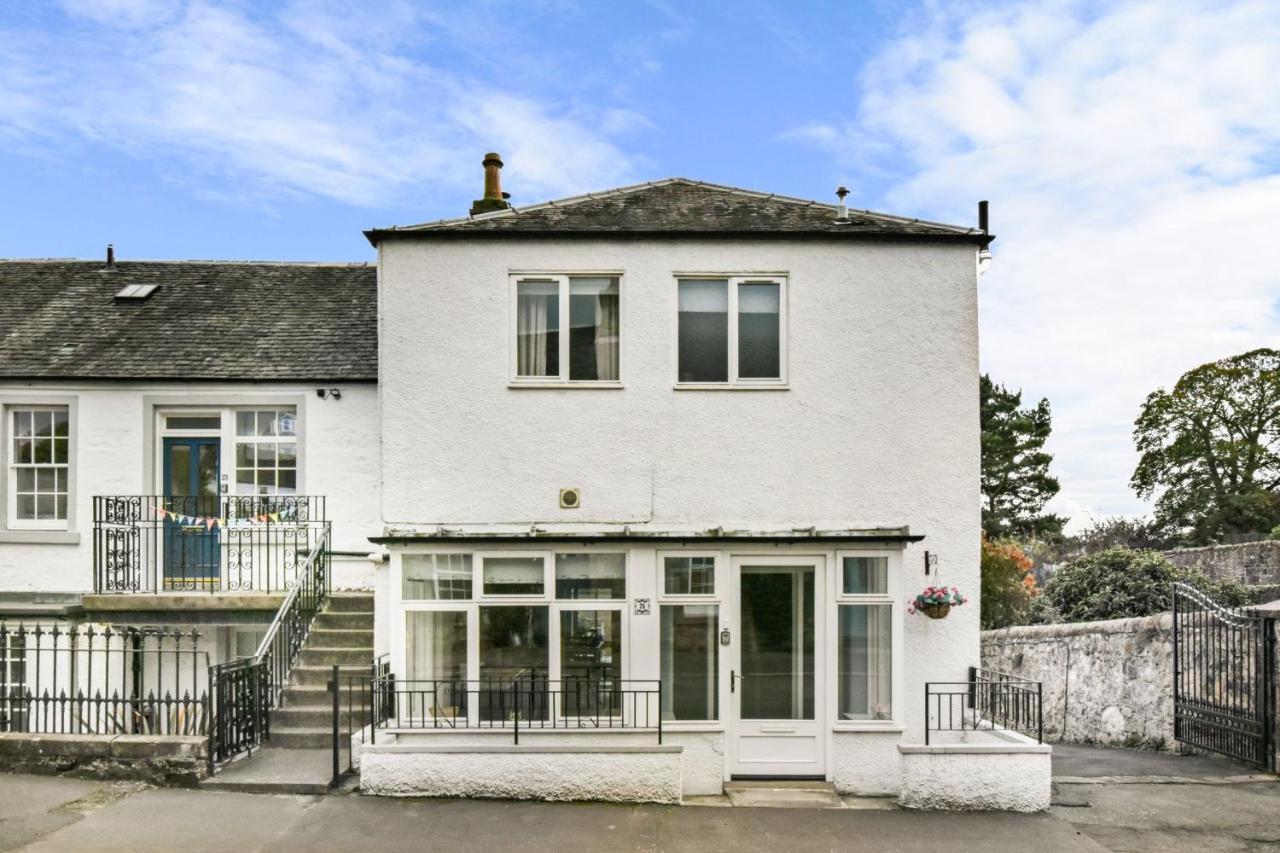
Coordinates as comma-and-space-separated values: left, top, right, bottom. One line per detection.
980, 535, 1037, 629
1038, 546, 1251, 623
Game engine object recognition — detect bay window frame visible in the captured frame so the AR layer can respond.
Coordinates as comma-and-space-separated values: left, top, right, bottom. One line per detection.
831, 548, 904, 731
673, 273, 789, 390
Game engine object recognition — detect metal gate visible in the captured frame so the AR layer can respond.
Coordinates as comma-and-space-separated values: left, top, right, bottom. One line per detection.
1173, 583, 1275, 770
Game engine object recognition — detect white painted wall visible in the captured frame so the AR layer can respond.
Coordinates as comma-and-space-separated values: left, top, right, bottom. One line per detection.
378, 236, 983, 748
0, 380, 381, 593
898, 731, 1052, 812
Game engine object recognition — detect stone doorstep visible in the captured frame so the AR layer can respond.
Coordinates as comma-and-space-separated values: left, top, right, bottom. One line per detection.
0, 733, 207, 760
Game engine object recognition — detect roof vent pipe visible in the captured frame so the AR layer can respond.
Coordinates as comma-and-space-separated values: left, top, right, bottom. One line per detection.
835, 186, 850, 220
978, 200, 989, 234
105, 244, 116, 270
471, 153, 512, 216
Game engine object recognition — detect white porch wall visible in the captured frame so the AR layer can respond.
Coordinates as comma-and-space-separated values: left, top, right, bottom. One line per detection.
0, 380, 380, 593
378, 236, 982, 746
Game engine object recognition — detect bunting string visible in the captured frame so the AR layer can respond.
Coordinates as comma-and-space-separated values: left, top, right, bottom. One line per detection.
153, 503, 298, 530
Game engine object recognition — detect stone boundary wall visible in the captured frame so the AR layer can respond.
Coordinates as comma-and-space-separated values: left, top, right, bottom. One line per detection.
982, 615, 1175, 750
0, 733, 208, 786
1165, 541, 1280, 585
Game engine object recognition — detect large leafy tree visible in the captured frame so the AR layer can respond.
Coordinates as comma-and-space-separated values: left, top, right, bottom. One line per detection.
980, 535, 1037, 629
980, 375, 1064, 539
1131, 349, 1280, 544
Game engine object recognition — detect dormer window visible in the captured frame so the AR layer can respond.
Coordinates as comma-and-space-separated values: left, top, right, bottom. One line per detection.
511, 275, 620, 384
677, 276, 786, 387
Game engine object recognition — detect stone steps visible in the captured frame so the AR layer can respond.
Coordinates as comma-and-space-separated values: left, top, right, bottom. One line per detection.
269, 726, 334, 749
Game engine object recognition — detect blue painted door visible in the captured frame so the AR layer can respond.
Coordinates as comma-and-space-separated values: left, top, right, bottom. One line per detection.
162, 437, 221, 588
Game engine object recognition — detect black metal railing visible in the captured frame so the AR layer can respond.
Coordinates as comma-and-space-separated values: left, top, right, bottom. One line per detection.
925, 666, 1043, 745
208, 525, 331, 771
1173, 582, 1275, 770
0, 622, 209, 736
93, 495, 326, 594
329, 671, 662, 786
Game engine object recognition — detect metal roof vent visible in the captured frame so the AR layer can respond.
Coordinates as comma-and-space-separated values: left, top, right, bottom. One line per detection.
114, 283, 160, 301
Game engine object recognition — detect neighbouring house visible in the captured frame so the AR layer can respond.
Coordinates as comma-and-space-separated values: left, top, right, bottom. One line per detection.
0, 156, 1049, 809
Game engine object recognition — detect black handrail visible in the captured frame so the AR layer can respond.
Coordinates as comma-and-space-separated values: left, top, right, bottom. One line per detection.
208, 524, 331, 772
925, 666, 1043, 745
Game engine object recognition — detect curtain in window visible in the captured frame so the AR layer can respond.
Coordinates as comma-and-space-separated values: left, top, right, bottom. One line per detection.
838, 604, 892, 720
517, 281, 558, 376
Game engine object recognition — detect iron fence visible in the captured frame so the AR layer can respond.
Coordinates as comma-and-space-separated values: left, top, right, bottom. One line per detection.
208, 526, 331, 771
93, 495, 326, 594
0, 622, 209, 736
925, 666, 1043, 745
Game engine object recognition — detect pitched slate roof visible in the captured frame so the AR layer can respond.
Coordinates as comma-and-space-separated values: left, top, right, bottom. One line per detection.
0, 260, 377, 381
366, 177, 991, 245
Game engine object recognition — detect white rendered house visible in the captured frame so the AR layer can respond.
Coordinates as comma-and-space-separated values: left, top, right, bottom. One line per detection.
356, 158, 1045, 805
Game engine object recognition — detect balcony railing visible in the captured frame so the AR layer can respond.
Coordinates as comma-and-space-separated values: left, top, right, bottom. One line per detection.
925, 666, 1043, 745
93, 495, 327, 594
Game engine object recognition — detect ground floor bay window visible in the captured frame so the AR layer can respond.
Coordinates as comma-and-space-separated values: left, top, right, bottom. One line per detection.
388, 543, 905, 779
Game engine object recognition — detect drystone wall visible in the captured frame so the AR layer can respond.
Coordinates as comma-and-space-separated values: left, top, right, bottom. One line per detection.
981, 615, 1176, 750
1165, 541, 1280, 585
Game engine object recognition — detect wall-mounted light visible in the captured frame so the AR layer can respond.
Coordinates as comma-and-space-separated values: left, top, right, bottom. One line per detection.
977, 248, 993, 275
316, 388, 342, 401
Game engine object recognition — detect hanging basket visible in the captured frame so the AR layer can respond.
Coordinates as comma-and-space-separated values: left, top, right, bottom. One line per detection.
919, 602, 951, 620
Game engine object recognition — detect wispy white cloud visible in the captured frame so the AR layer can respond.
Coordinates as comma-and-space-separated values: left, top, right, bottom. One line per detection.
0, 0, 647, 208
789, 0, 1280, 529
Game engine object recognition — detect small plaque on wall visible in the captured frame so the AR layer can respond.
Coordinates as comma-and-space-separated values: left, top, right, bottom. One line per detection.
632, 598, 651, 615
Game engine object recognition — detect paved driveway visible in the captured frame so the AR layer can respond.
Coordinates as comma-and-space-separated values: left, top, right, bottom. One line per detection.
2, 746, 1277, 852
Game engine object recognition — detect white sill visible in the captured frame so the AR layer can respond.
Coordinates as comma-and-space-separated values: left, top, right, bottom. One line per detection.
0, 529, 81, 545
508, 381, 625, 390
674, 383, 789, 391
660, 724, 724, 733
833, 722, 905, 733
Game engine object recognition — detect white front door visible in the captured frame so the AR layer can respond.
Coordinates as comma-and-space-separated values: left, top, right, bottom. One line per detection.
728, 557, 825, 777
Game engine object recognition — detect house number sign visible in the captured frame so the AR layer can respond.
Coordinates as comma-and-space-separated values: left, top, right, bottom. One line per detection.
632, 598, 651, 615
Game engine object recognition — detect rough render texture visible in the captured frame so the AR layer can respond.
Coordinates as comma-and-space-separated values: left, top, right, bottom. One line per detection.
983, 614, 1175, 749
379, 237, 983, 743
359, 748, 682, 804
898, 748, 1050, 812
832, 731, 903, 795
0, 733, 208, 787
1164, 541, 1280, 586
0, 380, 380, 593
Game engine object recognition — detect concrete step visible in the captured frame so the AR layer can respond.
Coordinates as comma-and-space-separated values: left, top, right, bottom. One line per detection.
324, 594, 374, 613
289, 664, 377, 688
272, 706, 368, 728
305, 628, 374, 648
202, 747, 333, 795
269, 726, 333, 749
314, 611, 373, 630
298, 647, 374, 667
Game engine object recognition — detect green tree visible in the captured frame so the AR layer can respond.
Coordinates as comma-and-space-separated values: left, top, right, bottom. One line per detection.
980, 375, 1065, 539
1131, 348, 1280, 544
1035, 547, 1250, 623
980, 535, 1036, 629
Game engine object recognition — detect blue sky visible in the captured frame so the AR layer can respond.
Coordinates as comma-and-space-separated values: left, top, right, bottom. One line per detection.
2, 0, 1279, 529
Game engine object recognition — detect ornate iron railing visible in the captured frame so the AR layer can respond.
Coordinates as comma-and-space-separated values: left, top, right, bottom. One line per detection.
925, 666, 1043, 745
208, 525, 331, 771
0, 622, 209, 736
1173, 582, 1275, 770
329, 671, 662, 786
93, 495, 326, 594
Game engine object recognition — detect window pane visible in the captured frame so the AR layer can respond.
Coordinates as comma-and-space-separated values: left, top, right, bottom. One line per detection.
737, 281, 780, 379
52, 410, 69, 437
403, 554, 473, 600
278, 470, 297, 493
236, 411, 256, 436
16, 495, 35, 520
257, 443, 277, 467
16, 468, 34, 492
482, 556, 545, 595
568, 277, 619, 382
479, 606, 549, 682
36, 495, 54, 518
560, 609, 622, 716
661, 604, 719, 721
14, 439, 31, 464
34, 411, 52, 437
406, 610, 468, 683
33, 439, 51, 464
678, 280, 728, 382
236, 444, 255, 467
278, 444, 297, 468
555, 553, 625, 599
165, 415, 221, 430
663, 556, 715, 595
55, 494, 67, 520
842, 557, 888, 594
516, 280, 560, 378
838, 604, 892, 721
740, 566, 814, 720
36, 469, 55, 491
13, 411, 32, 438
54, 438, 68, 464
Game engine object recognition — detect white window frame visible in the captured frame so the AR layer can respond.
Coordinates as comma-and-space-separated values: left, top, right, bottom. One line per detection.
831, 549, 903, 731
508, 272, 624, 387
657, 551, 724, 727
152, 404, 302, 499
392, 547, 632, 728
3, 403, 73, 534
673, 274, 788, 389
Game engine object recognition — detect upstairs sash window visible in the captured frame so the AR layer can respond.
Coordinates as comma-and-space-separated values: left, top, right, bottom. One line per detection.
514, 275, 620, 383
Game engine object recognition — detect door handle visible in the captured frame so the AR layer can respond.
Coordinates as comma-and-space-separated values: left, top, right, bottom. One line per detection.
731, 670, 742, 693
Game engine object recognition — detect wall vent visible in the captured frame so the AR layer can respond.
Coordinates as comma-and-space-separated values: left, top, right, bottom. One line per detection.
559, 487, 581, 509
